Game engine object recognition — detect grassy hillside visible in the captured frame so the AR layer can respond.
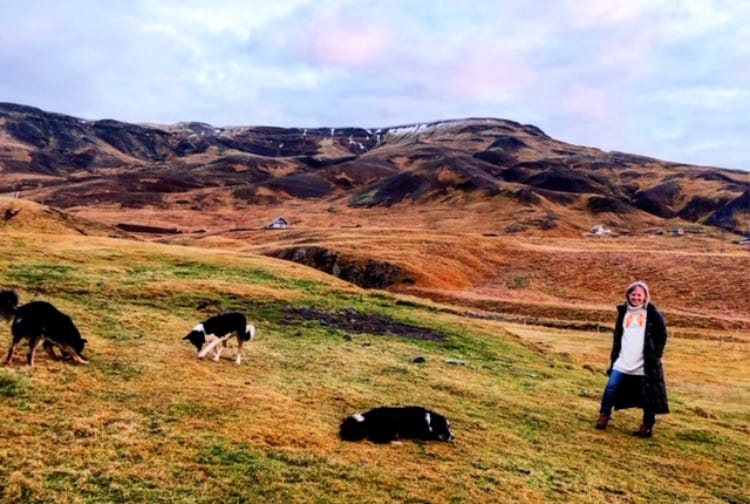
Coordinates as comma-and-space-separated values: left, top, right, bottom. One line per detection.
0, 231, 748, 503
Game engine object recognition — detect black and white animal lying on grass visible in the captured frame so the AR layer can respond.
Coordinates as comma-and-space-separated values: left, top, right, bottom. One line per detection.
0, 290, 89, 367
183, 311, 255, 365
340, 406, 455, 444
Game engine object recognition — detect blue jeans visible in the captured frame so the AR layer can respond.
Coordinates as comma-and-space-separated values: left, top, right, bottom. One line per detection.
600, 369, 656, 427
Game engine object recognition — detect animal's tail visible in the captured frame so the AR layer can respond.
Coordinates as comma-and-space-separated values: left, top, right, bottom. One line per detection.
0, 289, 19, 320
243, 324, 256, 341
339, 415, 367, 441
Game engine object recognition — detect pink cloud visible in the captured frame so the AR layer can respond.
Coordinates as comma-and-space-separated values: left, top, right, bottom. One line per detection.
441, 49, 535, 102
295, 11, 391, 70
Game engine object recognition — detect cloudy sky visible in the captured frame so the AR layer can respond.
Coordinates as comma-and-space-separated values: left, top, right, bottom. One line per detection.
1, 1, 748, 171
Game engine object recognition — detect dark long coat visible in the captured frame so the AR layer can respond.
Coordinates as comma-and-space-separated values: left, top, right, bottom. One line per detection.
609, 303, 670, 414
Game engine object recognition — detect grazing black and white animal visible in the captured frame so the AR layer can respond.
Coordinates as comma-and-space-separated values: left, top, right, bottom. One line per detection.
183, 311, 255, 365
0, 290, 89, 367
340, 406, 455, 444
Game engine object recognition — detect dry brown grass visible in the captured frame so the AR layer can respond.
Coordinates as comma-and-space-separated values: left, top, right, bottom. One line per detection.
10, 192, 750, 329
151, 203, 748, 332
0, 194, 749, 502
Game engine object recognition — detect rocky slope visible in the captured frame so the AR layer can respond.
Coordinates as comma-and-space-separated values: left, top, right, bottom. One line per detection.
1, 102, 747, 235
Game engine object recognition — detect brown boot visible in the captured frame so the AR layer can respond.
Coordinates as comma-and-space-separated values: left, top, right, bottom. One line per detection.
632, 424, 653, 438
595, 414, 609, 430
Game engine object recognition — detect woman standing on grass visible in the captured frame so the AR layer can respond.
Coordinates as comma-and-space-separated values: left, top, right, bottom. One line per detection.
596, 281, 670, 438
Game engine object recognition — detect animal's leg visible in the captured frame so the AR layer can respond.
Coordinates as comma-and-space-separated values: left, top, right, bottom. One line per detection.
43, 341, 58, 360
26, 335, 43, 366
235, 339, 244, 365
213, 336, 231, 361
212, 338, 227, 359
4, 338, 21, 366
58, 344, 89, 364
3, 347, 13, 365
198, 336, 222, 359
235, 325, 254, 365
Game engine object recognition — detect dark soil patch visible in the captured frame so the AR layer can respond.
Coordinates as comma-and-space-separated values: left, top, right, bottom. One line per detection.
349, 172, 430, 207
116, 223, 182, 234
633, 181, 681, 218
678, 195, 725, 221
484, 135, 528, 153
524, 168, 602, 194
587, 195, 633, 214
322, 159, 398, 185
705, 190, 750, 230
283, 306, 445, 341
265, 174, 333, 199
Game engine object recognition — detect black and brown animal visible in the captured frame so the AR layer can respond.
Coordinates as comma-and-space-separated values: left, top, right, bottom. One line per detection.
0, 290, 89, 367
340, 406, 455, 444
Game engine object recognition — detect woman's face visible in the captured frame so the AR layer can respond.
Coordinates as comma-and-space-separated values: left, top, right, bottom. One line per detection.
628, 286, 646, 306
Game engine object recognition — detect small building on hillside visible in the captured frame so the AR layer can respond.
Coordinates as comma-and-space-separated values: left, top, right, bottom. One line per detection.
589, 224, 612, 237
266, 216, 289, 229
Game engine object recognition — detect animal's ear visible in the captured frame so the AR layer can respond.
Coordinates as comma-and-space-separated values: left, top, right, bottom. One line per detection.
182, 334, 190, 340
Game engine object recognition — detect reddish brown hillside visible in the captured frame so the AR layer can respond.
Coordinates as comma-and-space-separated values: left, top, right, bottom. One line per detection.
1, 102, 747, 236
1, 103, 748, 335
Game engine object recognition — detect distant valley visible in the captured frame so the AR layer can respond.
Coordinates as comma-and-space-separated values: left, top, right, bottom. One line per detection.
1, 101, 747, 236
1, 102, 748, 333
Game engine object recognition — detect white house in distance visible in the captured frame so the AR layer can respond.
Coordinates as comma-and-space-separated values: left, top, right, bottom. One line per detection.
266, 216, 289, 229
589, 224, 612, 237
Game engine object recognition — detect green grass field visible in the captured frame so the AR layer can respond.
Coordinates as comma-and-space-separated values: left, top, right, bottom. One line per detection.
0, 232, 748, 503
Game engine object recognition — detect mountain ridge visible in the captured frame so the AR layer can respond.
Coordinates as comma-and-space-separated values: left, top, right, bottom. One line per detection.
0, 101, 748, 236
1, 102, 748, 333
